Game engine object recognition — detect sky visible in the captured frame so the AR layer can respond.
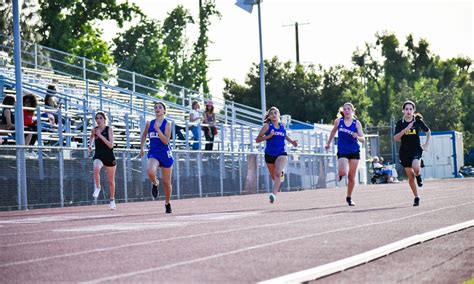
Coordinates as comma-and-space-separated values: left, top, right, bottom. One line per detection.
104, 0, 473, 97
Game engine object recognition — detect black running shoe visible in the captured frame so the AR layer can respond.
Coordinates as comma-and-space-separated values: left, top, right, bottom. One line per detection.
165, 203, 172, 213
339, 175, 343, 182
151, 183, 158, 198
413, 196, 420, 206
415, 175, 423, 187
346, 197, 355, 206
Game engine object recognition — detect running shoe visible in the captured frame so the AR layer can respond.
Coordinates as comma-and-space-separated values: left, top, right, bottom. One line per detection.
109, 200, 116, 210
151, 180, 159, 198
165, 203, 172, 213
269, 193, 276, 204
415, 175, 423, 187
346, 196, 355, 206
413, 196, 420, 206
93, 186, 101, 198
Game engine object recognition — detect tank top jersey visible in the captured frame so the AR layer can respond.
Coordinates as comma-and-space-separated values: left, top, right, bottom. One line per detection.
93, 126, 115, 165
337, 118, 360, 154
148, 119, 173, 159
265, 122, 286, 156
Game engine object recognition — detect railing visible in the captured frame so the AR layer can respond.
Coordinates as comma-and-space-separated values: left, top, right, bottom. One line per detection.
0, 34, 314, 130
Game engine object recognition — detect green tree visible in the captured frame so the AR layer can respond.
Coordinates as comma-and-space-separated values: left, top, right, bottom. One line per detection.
113, 19, 170, 95
38, 0, 141, 80
191, 0, 221, 95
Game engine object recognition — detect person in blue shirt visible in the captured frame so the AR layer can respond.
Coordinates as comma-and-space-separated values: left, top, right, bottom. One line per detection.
256, 106, 298, 204
393, 100, 431, 206
140, 102, 174, 213
325, 102, 365, 206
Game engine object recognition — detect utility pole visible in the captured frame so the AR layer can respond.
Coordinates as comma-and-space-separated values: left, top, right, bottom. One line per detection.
283, 21, 309, 65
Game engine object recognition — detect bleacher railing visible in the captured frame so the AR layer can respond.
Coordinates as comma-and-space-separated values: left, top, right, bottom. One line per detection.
0, 34, 314, 130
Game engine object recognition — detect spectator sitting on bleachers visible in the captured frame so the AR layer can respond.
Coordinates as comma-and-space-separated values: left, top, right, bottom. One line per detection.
41, 85, 60, 130
1, 95, 15, 130
23, 93, 38, 146
1, 95, 15, 144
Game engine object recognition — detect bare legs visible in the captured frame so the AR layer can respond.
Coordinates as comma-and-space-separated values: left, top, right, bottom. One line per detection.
147, 158, 173, 207
338, 158, 359, 205
266, 156, 288, 195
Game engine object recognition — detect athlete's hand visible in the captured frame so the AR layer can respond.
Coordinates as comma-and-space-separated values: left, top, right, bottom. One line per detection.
325, 143, 331, 150
140, 148, 144, 157
88, 145, 92, 154
406, 121, 414, 130
422, 142, 429, 151
351, 132, 358, 139
291, 140, 298, 147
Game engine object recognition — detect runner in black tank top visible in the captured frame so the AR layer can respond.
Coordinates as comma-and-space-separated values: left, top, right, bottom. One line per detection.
393, 100, 431, 206
88, 111, 117, 210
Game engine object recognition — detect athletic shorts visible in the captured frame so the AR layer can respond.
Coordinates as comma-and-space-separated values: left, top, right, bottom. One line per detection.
399, 152, 422, 168
264, 152, 287, 164
148, 151, 174, 168
337, 152, 360, 160
93, 152, 116, 167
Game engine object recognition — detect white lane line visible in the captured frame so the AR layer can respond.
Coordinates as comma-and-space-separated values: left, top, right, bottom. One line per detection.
0, 193, 464, 248
80, 201, 473, 283
0, 212, 262, 248
259, 220, 474, 284
0, 215, 113, 224
0, 210, 345, 267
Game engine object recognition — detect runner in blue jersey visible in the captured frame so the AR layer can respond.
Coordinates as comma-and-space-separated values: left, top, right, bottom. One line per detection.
393, 100, 431, 206
325, 102, 365, 206
256, 106, 298, 204
140, 102, 174, 213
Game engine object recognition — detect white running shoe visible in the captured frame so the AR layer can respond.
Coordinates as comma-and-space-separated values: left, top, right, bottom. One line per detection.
109, 200, 116, 210
93, 186, 101, 198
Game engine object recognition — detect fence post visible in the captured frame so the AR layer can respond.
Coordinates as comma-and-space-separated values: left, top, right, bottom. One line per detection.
36, 106, 44, 179
59, 148, 64, 207
82, 57, 86, 80
176, 152, 180, 199
197, 152, 202, 198
99, 82, 103, 111
34, 43, 38, 69
122, 151, 128, 203
132, 72, 136, 93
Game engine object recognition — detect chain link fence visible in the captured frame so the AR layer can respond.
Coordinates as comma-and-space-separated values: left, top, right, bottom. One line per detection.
0, 146, 337, 211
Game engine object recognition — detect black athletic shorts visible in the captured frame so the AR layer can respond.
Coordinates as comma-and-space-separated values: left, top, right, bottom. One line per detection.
93, 152, 116, 167
265, 152, 287, 164
337, 152, 360, 160
399, 152, 422, 168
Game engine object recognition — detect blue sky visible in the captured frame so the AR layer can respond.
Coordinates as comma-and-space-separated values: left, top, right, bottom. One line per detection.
104, 0, 473, 96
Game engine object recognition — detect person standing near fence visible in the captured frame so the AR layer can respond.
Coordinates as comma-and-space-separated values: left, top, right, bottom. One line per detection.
202, 100, 217, 151
88, 111, 117, 210
256, 106, 298, 204
325, 102, 365, 206
393, 100, 431, 206
140, 102, 174, 213
189, 101, 202, 150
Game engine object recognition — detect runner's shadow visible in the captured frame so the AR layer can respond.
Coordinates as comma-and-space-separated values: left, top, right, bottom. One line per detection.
269, 205, 348, 213
332, 206, 405, 214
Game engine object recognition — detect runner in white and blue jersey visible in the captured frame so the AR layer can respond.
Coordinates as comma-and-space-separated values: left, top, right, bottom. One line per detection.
140, 102, 174, 213
256, 106, 298, 204
325, 102, 365, 206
